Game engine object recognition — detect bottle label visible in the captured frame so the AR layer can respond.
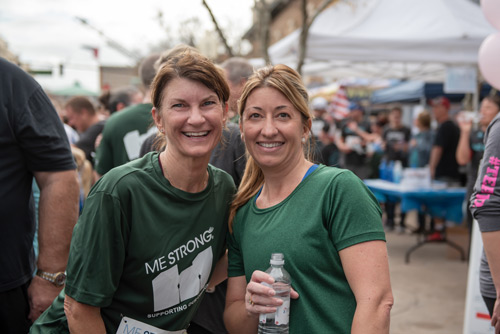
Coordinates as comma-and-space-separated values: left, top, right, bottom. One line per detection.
258, 299, 290, 325
275, 298, 290, 325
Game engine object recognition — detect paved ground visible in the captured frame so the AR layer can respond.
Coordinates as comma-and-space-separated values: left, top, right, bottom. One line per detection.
386, 212, 470, 334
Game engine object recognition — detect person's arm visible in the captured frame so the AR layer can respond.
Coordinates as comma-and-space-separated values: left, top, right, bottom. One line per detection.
456, 119, 472, 165
470, 115, 500, 331
402, 128, 411, 153
347, 121, 378, 142
336, 129, 352, 153
28, 170, 79, 322
224, 272, 299, 334
207, 251, 228, 291
428, 146, 442, 179
339, 240, 393, 334
224, 275, 261, 334
64, 295, 106, 333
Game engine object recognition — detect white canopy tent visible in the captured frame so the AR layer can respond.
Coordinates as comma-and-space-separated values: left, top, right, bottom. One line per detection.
269, 0, 495, 82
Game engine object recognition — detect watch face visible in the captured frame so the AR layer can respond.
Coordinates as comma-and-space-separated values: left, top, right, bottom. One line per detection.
54, 273, 66, 286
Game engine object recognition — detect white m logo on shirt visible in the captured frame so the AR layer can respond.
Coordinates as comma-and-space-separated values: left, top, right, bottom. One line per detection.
151, 247, 213, 311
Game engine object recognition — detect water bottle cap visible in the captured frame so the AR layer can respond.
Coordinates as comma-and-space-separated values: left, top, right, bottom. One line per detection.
270, 253, 284, 265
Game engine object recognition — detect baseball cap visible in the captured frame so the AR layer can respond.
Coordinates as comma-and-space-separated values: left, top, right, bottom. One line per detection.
348, 102, 364, 112
429, 96, 450, 109
311, 96, 328, 110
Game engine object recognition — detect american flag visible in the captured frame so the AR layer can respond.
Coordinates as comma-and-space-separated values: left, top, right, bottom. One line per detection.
329, 86, 349, 120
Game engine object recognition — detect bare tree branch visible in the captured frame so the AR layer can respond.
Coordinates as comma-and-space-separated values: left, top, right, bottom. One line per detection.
297, 0, 308, 75
255, 0, 271, 64
309, 0, 336, 25
202, 0, 234, 57
297, 0, 337, 74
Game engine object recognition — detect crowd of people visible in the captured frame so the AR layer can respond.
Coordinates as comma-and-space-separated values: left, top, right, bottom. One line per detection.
309, 92, 500, 237
2, 43, 500, 333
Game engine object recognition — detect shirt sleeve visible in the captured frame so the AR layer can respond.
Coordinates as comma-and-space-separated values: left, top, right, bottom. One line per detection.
470, 116, 500, 232
227, 225, 246, 278
65, 190, 128, 307
15, 87, 76, 172
326, 170, 386, 251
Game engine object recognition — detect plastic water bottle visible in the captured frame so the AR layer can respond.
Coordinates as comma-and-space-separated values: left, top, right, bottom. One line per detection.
379, 159, 387, 180
393, 160, 403, 184
258, 253, 291, 334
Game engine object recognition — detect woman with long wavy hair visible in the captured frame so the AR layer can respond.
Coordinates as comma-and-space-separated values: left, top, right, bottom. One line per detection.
223, 64, 393, 334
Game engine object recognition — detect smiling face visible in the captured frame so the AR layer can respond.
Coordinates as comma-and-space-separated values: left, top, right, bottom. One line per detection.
240, 86, 309, 171
153, 77, 226, 162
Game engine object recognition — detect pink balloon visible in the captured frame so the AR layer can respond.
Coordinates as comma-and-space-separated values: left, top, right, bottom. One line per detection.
479, 32, 500, 90
481, 0, 500, 30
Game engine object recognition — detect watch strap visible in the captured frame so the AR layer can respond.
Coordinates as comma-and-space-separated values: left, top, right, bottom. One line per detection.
36, 270, 66, 286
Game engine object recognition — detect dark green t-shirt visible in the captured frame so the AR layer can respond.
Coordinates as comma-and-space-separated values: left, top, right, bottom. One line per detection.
32, 152, 235, 333
228, 166, 385, 333
95, 103, 157, 175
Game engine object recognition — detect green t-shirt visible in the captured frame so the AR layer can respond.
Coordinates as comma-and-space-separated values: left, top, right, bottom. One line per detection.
95, 103, 157, 175
31, 152, 235, 333
227, 165, 385, 333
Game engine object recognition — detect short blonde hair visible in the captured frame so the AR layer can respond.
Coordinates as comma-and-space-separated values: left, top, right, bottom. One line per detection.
417, 110, 431, 129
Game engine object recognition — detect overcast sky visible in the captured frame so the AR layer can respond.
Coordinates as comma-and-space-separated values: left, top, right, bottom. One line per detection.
0, 0, 254, 91
0, 0, 254, 67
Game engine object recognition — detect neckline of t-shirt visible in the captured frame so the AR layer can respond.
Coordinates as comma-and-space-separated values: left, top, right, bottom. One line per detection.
153, 152, 212, 200
252, 164, 322, 212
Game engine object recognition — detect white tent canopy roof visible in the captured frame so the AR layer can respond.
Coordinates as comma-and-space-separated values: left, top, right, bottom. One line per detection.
269, 0, 496, 80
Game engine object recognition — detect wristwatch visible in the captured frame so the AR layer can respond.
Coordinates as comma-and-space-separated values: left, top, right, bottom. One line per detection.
36, 270, 66, 287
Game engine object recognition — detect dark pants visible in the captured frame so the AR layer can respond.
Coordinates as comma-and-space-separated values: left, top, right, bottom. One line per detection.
483, 295, 496, 317
0, 280, 32, 333
188, 280, 228, 334
385, 202, 406, 229
415, 212, 435, 232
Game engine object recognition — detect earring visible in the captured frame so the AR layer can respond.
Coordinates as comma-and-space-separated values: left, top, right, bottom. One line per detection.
160, 128, 165, 134
301, 137, 306, 143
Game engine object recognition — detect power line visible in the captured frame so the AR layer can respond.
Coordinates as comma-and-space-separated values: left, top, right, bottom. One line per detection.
75, 16, 142, 62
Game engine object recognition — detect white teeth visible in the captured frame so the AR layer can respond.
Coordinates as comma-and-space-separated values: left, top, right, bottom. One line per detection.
185, 131, 208, 137
259, 142, 282, 148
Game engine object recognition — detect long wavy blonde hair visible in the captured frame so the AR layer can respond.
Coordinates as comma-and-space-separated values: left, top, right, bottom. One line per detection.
228, 64, 313, 232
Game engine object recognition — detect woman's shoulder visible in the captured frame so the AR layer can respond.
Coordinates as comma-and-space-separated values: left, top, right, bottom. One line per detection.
92, 153, 157, 194
208, 164, 236, 189
311, 165, 365, 189
314, 164, 352, 179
